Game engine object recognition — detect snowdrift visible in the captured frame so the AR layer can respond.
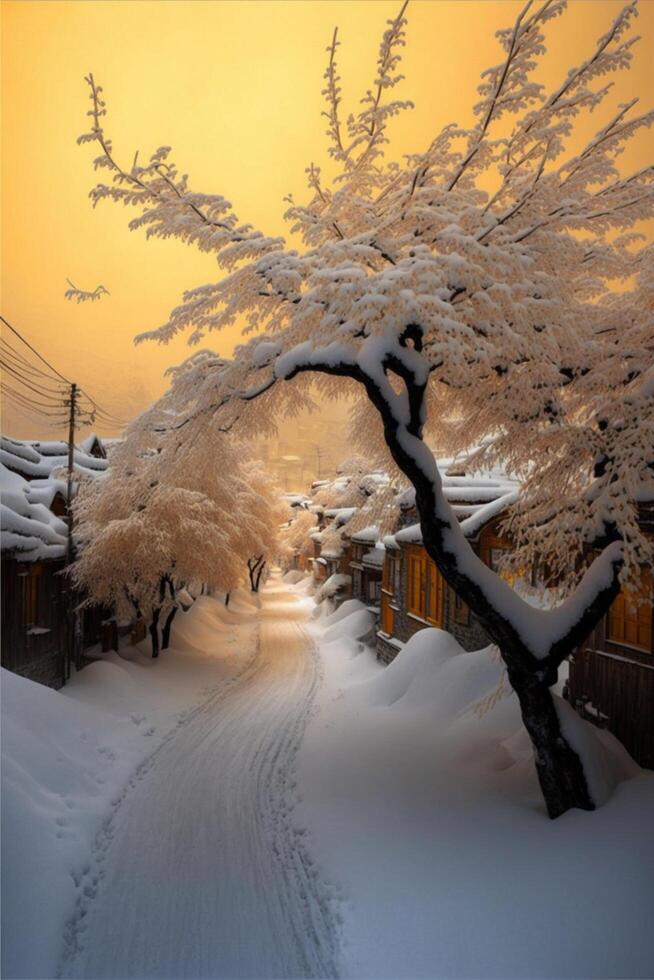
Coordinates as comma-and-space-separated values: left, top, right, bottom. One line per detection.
299, 612, 654, 979
322, 604, 376, 646
1, 594, 259, 979
351, 627, 637, 804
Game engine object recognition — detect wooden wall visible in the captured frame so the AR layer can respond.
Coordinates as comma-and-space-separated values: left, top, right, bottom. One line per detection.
1, 557, 69, 689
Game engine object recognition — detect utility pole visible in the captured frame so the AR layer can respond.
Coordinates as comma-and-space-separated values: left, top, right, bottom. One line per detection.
66, 382, 78, 565
65, 383, 79, 679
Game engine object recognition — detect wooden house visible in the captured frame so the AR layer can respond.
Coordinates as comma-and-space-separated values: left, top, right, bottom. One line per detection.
377, 468, 518, 663
566, 509, 653, 769
349, 526, 384, 607
1, 555, 69, 688
1, 434, 110, 688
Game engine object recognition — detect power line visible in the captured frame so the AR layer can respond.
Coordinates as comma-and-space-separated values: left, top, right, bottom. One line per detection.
78, 387, 129, 426
0, 337, 68, 386
0, 360, 69, 402
0, 315, 72, 385
1, 396, 69, 430
2, 384, 70, 420
1, 315, 130, 430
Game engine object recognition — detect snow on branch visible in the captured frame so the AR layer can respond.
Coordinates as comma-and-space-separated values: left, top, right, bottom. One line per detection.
80, 0, 653, 663
64, 279, 110, 303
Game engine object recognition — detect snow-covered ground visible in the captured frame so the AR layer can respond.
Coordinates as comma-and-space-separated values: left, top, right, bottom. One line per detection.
1, 590, 260, 979
3, 574, 653, 979
297, 591, 654, 979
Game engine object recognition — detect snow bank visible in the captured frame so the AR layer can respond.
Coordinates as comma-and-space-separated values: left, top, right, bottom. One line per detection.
1, 595, 258, 979
315, 572, 351, 603
323, 597, 369, 628
283, 569, 305, 584
298, 616, 654, 978
322, 607, 377, 644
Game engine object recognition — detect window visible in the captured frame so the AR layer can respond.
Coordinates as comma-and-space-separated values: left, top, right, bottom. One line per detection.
408, 553, 424, 616
383, 554, 401, 596
368, 578, 381, 604
482, 533, 515, 585
407, 548, 444, 627
381, 594, 395, 635
392, 556, 401, 595
607, 569, 652, 653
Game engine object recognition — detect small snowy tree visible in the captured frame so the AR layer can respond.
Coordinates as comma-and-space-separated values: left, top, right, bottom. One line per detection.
281, 507, 318, 571
79, 1, 653, 816
72, 475, 239, 657
73, 411, 286, 652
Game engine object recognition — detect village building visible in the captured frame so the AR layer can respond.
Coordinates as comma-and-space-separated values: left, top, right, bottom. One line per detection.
375, 460, 653, 771
1, 433, 110, 689
566, 504, 654, 769
348, 525, 384, 608
376, 464, 519, 664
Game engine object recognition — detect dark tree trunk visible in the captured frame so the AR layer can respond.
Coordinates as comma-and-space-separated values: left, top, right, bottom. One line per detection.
248, 555, 264, 592
508, 666, 595, 818
149, 608, 161, 659
161, 606, 178, 650
224, 592, 230, 607
253, 561, 266, 593
281, 335, 623, 818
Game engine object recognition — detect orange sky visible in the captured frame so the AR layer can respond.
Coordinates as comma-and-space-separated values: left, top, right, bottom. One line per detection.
2, 0, 653, 439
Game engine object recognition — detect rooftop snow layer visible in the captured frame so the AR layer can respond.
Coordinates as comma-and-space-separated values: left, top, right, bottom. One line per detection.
1, 435, 109, 483
362, 543, 386, 568
1, 434, 110, 561
350, 525, 380, 544
0, 464, 67, 561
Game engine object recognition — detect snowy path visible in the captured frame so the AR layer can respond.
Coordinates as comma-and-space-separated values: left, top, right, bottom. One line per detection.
61, 581, 339, 979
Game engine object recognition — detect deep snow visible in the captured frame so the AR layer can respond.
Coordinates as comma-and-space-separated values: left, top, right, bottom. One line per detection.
2, 575, 653, 979
2, 590, 260, 979
296, 588, 654, 979
60, 584, 338, 979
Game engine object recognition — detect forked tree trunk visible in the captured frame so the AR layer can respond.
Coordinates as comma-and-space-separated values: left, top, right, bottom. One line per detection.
253, 561, 266, 593
161, 606, 178, 650
248, 555, 264, 592
506, 666, 594, 818
149, 608, 161, 659
281, 330, 622, 818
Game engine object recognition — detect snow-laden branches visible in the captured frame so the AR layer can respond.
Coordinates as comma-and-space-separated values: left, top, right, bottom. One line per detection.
79, 0, 653, 813
64, 279, 110, 303
76, 0, 652, 597
72, 421, 288, 651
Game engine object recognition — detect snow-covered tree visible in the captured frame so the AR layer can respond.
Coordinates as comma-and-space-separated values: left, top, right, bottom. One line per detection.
72, 414, 286, 653
79, 1, 653, 817
280, 506, 318, 571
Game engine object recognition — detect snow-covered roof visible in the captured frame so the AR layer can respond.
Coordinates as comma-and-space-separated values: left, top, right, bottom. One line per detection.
1, 464, 67, 562
1, 434, 110, 562
351, 525, 380, 544
324, 507, 357, 528
362, 542, 386, 568
0, 435, 109, 484
396, 456, 518, 544
283, 493, 311, 509
78, 433, 107, 459
322, 545, 344, 560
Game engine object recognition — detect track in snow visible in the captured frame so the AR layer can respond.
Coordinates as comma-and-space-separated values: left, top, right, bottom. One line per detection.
60, 581, 339, 979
